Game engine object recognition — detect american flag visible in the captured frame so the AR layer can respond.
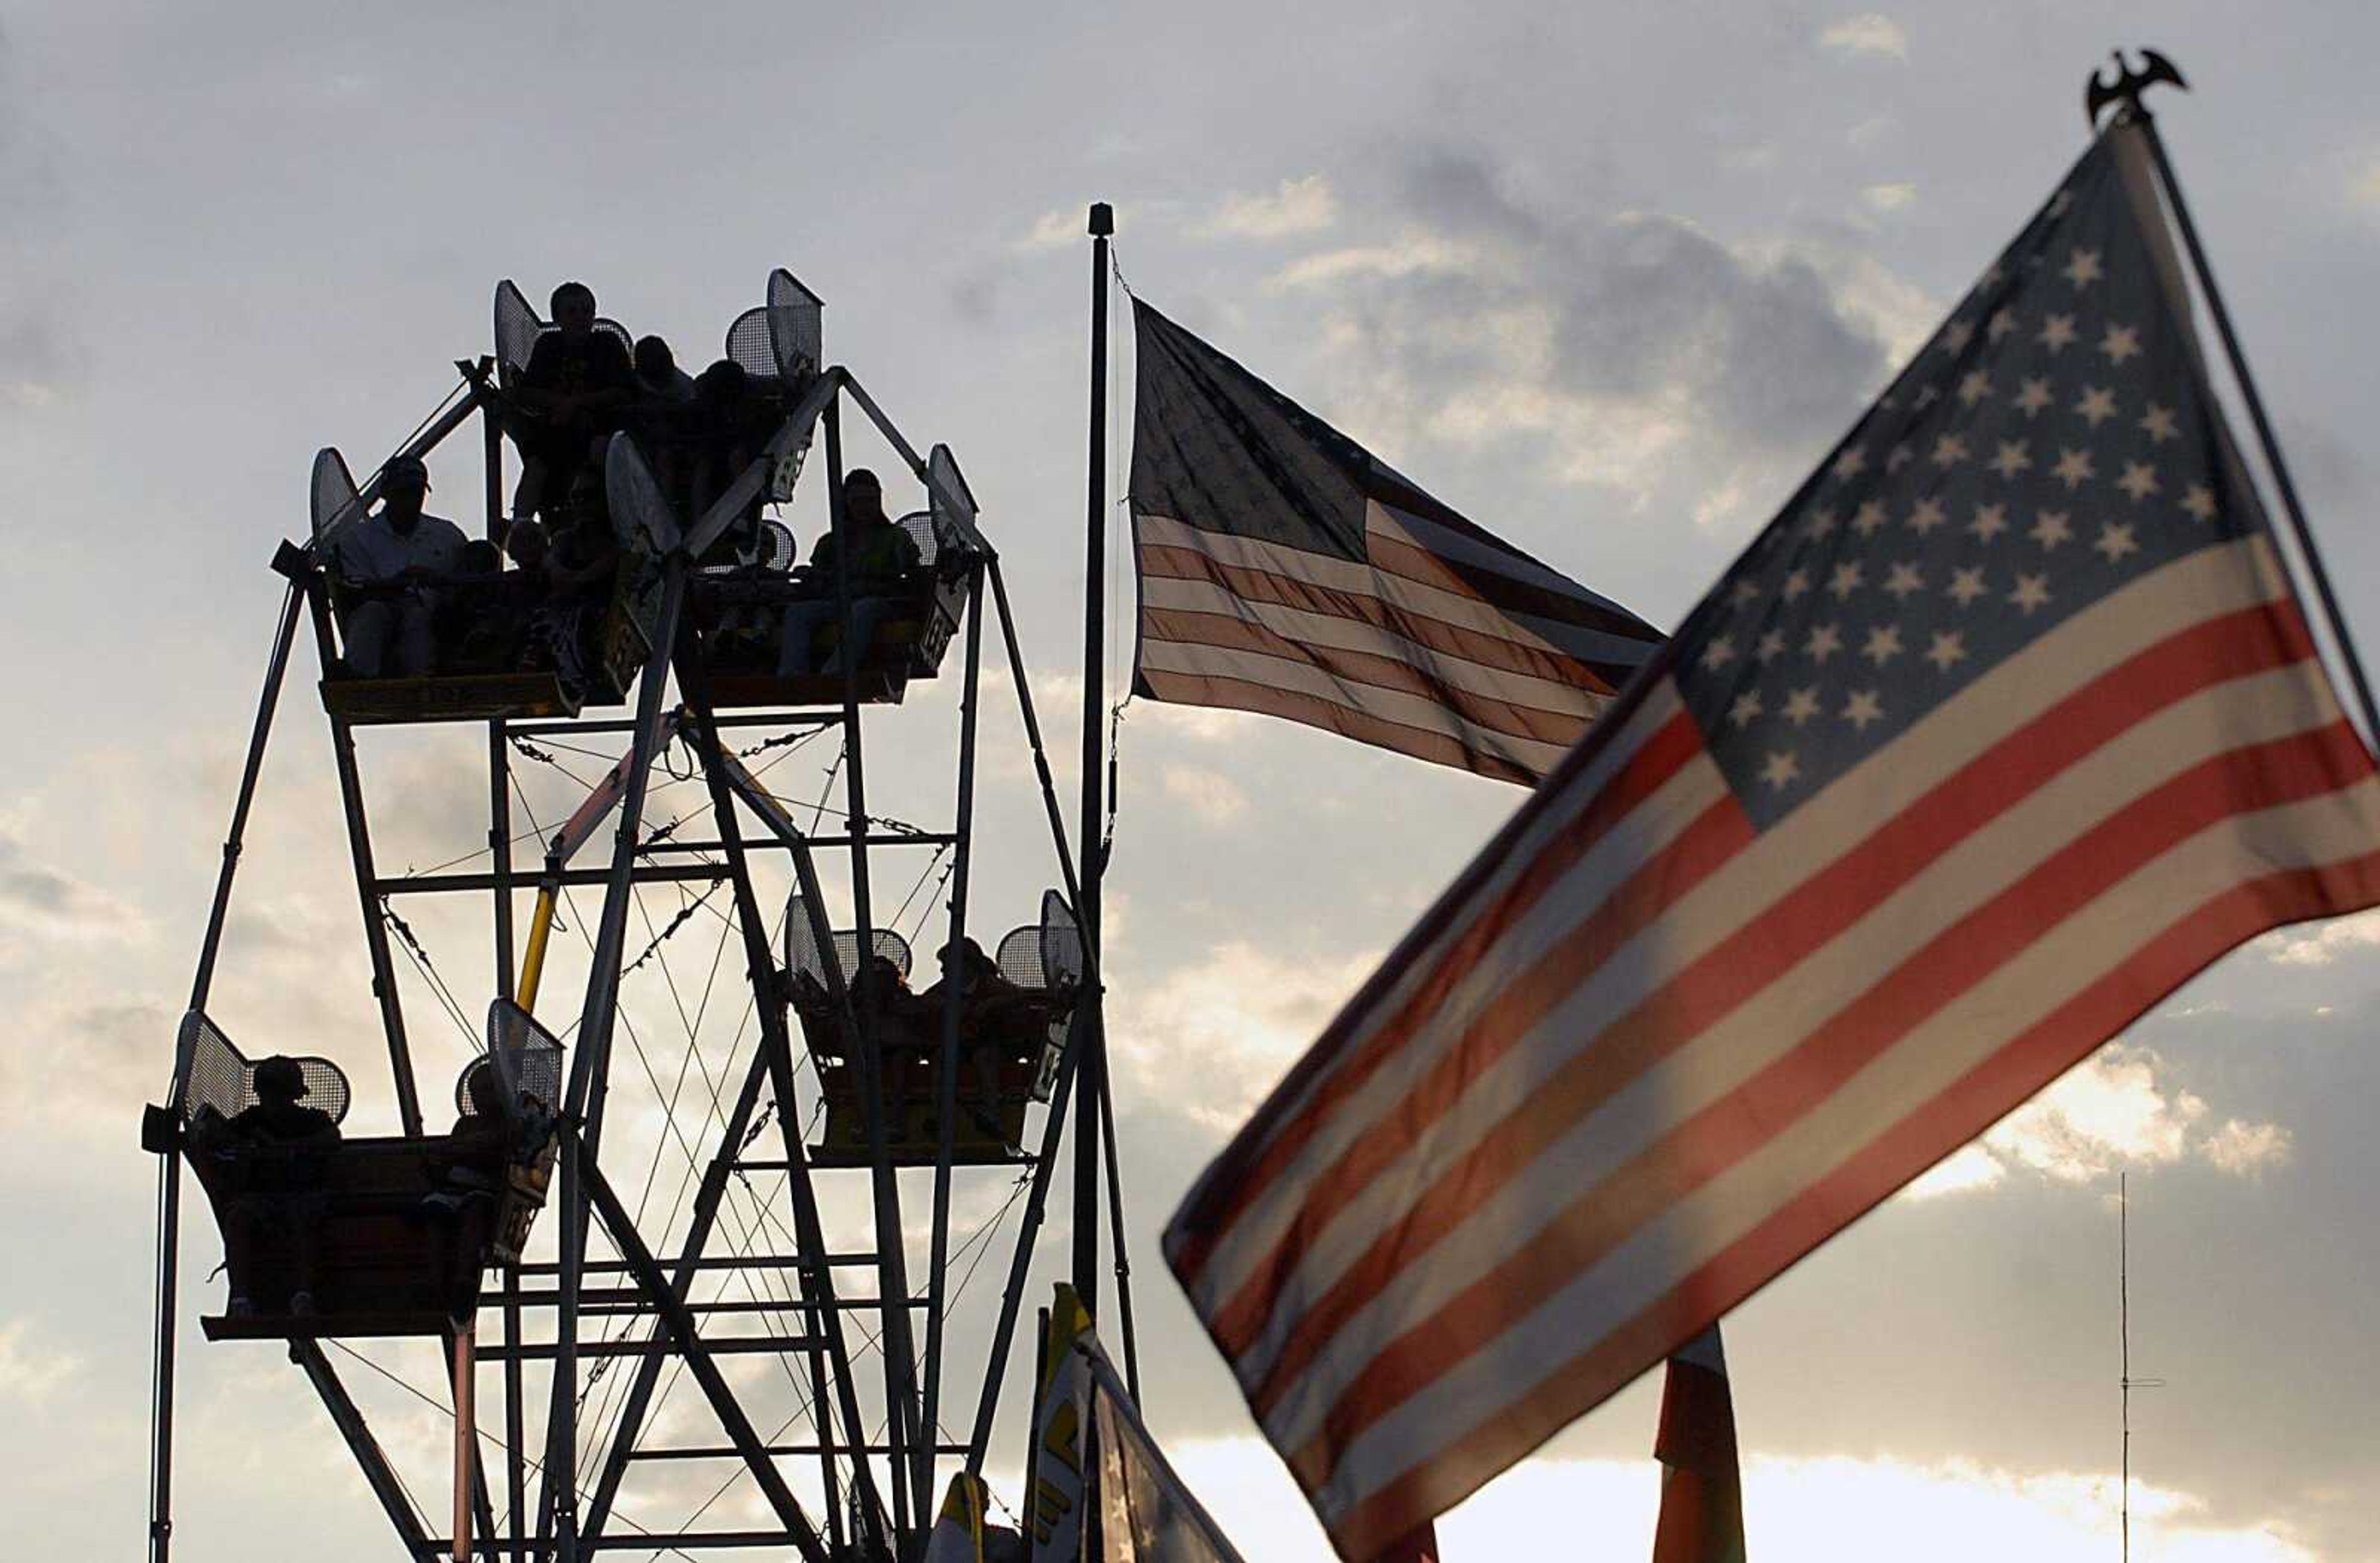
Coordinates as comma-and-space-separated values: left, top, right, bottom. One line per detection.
1163, 121, 2380, 1561
1129, 300, 1665, 785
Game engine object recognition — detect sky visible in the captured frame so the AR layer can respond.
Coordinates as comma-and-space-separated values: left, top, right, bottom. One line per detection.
3, 1, 2379, 1559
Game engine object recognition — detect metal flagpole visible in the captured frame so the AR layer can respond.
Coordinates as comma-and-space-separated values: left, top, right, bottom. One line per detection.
1073, 200, 1114, 1316
2127, 99, 2380, 748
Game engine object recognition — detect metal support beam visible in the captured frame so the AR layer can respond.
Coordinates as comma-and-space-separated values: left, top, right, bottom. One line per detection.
541, 560, 689, 1560
822, 397, 924, 1538
920, 566, 987, 1520
293, 1341, 438, 1560
148, 580, 306, 1563
578, 1145, 832, 1563
302, 575, 425, 1138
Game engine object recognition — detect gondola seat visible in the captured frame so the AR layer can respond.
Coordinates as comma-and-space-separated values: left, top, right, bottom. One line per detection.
783, 906, 1081, 1168
178, 1006, 563, 1341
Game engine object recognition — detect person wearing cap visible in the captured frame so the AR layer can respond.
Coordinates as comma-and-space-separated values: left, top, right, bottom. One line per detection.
332, 454, 469, 678
219, 1055, 343, 1318
777, 468, 923, 677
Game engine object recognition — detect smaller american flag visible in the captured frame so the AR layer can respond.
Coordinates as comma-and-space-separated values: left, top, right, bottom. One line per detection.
1129, 300, 1664, 785
1165, 120, 2380, 1562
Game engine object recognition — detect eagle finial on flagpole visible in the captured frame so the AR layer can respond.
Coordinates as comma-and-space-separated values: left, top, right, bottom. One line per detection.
2086, 47, 2188, 130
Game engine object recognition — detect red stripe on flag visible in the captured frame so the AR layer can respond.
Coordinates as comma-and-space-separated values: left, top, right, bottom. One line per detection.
1207, 791, 1755, 1357
1231, 605, 2314, 1409
1284, 718, 2370, 1461
1320, 840, 2380, 1562
1168, 708, 1706, 1279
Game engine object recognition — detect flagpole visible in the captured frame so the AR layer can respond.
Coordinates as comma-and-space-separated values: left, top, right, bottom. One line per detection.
2128, 103, 2380, 750
1075, 200, 1115, 1315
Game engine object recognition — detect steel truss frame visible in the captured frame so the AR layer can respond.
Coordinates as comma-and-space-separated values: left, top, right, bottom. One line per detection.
146, 342, 1139, 1563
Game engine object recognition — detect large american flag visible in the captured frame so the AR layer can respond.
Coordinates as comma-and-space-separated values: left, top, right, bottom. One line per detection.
1163, 121, 2380, 1561
1129, 300, 1665, 785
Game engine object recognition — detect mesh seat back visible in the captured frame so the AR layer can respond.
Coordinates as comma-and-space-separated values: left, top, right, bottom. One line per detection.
311, 447, 363, 546
485, 998, 566, 1116
766, 268, 824, 384
754, 519, 798, 572
176, 1010, 353, 1126
994, 925, 1045, 989
725, 307, 779, 383
1039, 889, 1085, 990
927, 443, 989, 559
782, 899, 911, 985
896, 512, 940, 571
494, 281, 542, 379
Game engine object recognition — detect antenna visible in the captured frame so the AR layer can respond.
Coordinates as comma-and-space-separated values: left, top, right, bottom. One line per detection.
2119, 1172, 2169, 1563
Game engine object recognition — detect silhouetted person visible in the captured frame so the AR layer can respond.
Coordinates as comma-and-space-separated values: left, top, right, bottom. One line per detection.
778, 469, 923, 677
687, 357, 772, 555
508, 281, 633, 528
219, 1056, 342, 1318
425, 1062, 509, 1314
522, 454, 623, 700
334, 454, 467, 678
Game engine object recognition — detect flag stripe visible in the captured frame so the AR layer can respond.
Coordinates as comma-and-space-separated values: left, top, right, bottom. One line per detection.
1165, 698, 1703, 1279
1282, 721, 2368, 1461
1171, 537, 2288, 1298
1134, 666, 1543, 786
1188, 569, 2306, 1352
1138, 643, 1579, 776
1138, 540, 1632, 688
1369, 502, 1647, 621
1237, 621, 2330, 1416
1204, 791, 1752, 1358
1139, 513, 1660, 675
1139, 603, 1608, 738
1139, 576, 1616, 717
1318, 836, 2380, 1559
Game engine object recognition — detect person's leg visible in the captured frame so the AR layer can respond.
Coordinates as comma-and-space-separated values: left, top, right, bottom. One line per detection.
818, 597, 892, 677
342, 599, 394, 677
393, 596, 439, 677
775, 598, 839, 677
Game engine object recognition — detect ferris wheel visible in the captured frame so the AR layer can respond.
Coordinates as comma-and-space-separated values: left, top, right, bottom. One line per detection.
141, 268, 1134, 1563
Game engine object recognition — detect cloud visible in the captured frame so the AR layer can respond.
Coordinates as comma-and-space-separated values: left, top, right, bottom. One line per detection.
1014, 207, 1082, 252
1197, 175, 1339, 240
1166, 1439, 2318, 1563
2257, 907, 2380, 967
1862, 180, 1916, 213
2351, 156, 2380, 209
1902, 1046, 2293, 1199
1159, 765, 1250, 826
1274, 146, 1891, 511
0, 1320, 81, 1407
1108, 940, 1378, 1130
0, 825, 140, 941
1820, 13, 1910, 61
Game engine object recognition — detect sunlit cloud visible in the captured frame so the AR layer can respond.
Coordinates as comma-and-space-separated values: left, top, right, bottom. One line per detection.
1862, 180, 1917, 213
2257, 907, 2380, 967
1159, 764, 1250, 826
1902, 1047, 2291, 1199
1820, 13, 1910, 62
1108, 940, 1378, 1129
1197, 175, 1339, 240
1162, 1437, 2316, 1563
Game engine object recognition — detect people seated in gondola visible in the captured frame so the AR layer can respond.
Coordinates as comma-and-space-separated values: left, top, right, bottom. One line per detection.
333, 454, 469, 679
687, 358, 774, 558
777, 469, 925, 676
195, 1055, 342, 1318
421, 1062, 509, 1313
506, 281, 633, 531
522, 455, 625, 701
